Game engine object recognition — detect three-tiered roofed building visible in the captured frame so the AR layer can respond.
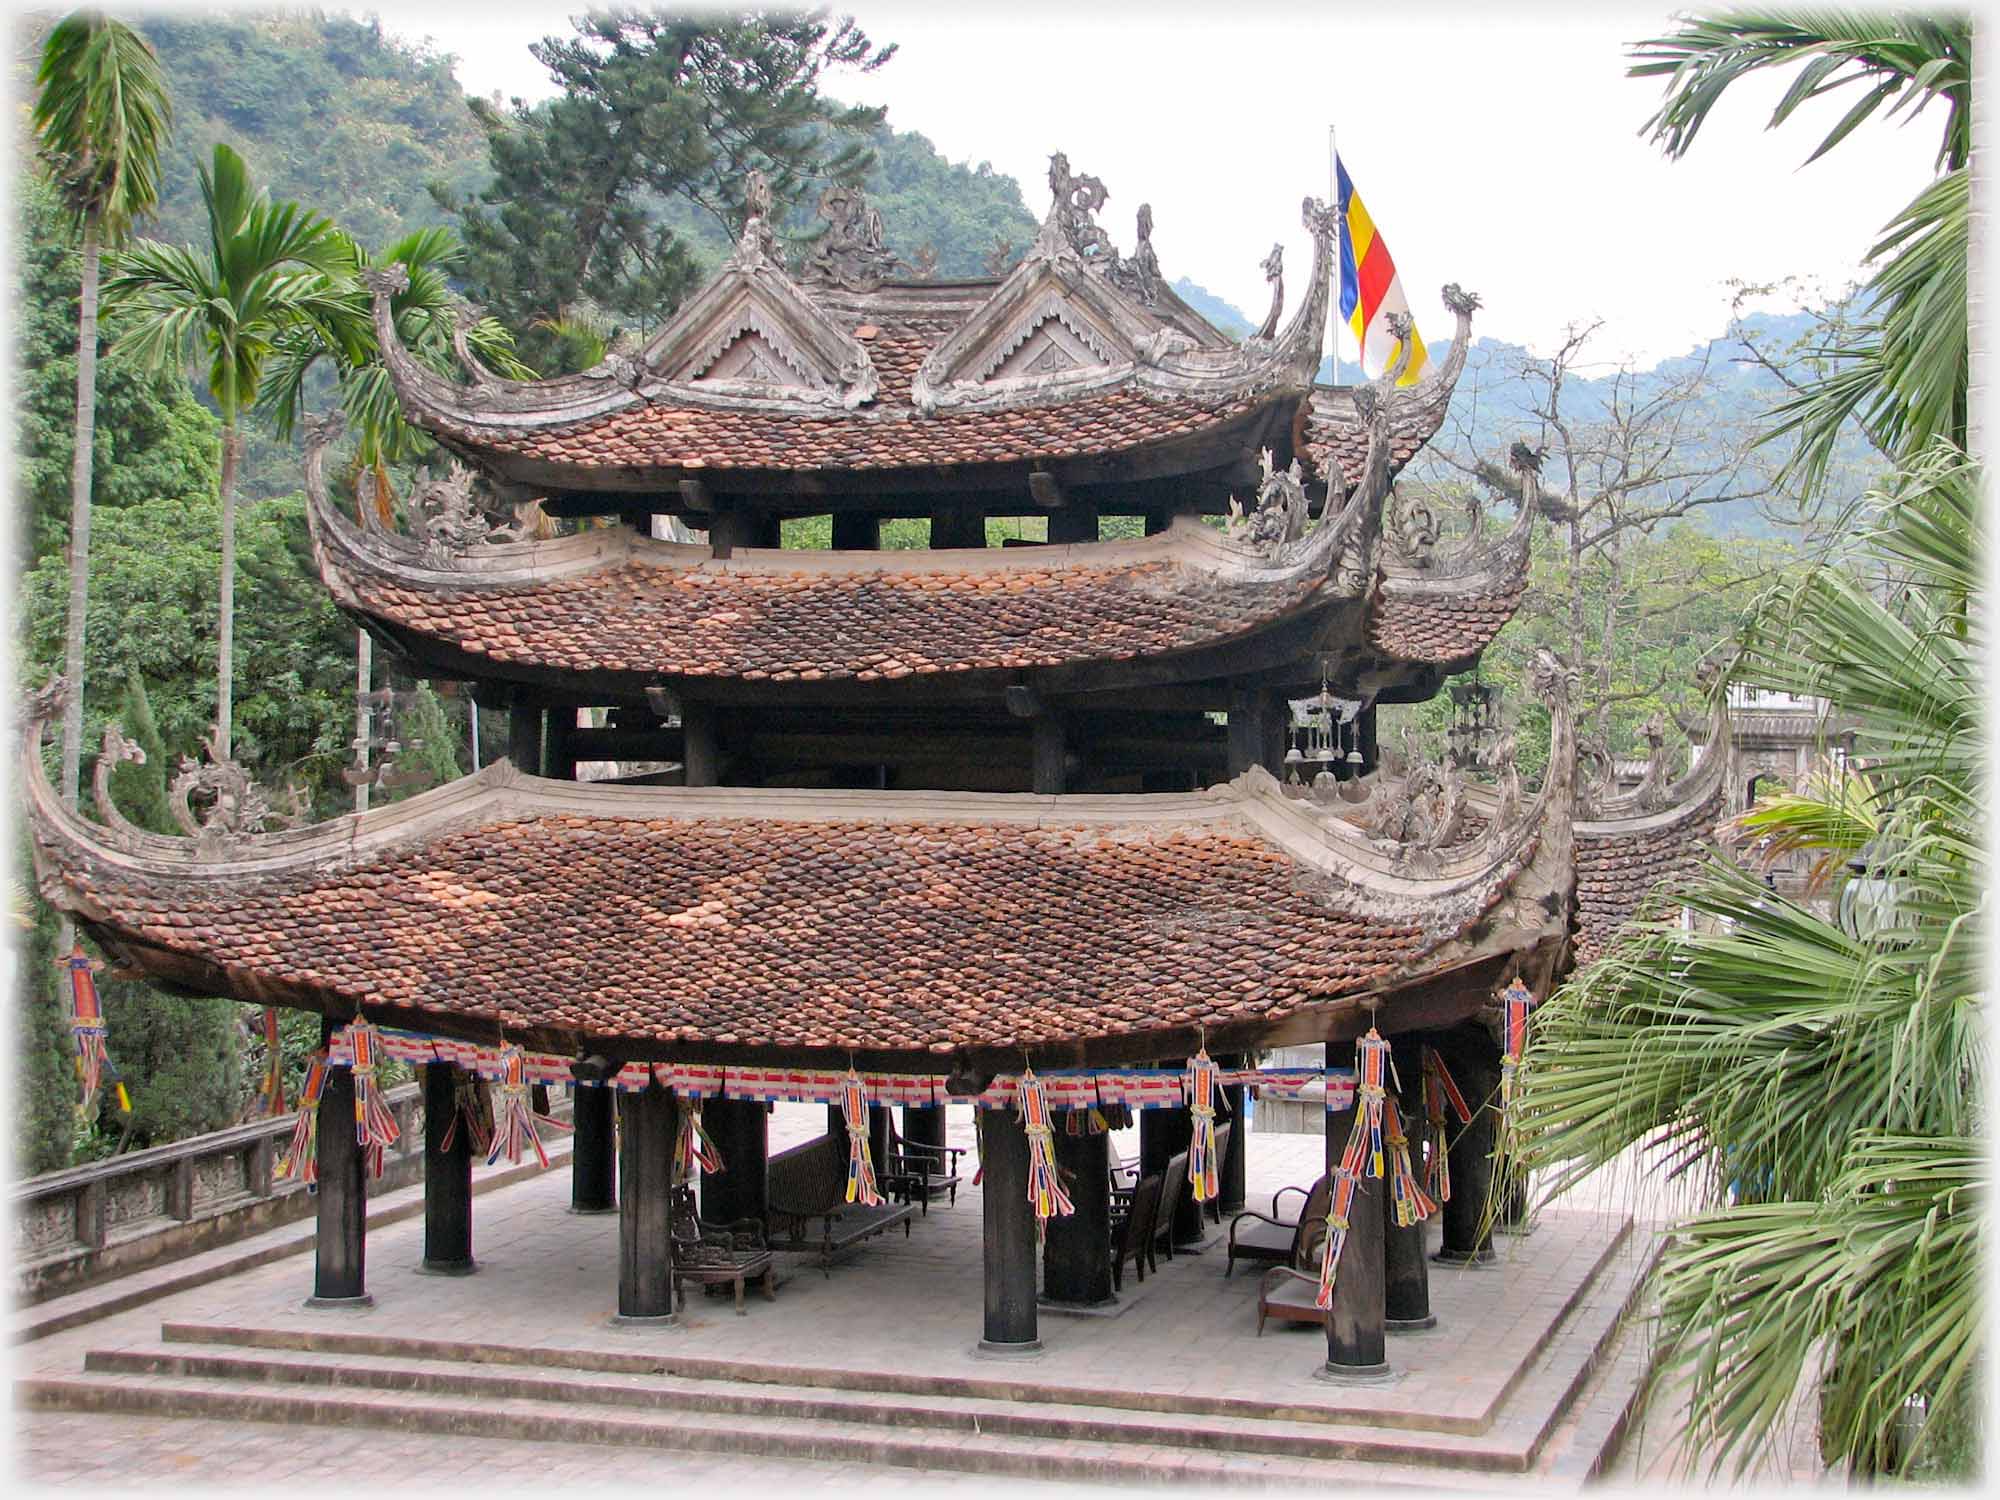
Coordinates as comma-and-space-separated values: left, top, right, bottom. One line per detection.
27, 159, 1726, 1364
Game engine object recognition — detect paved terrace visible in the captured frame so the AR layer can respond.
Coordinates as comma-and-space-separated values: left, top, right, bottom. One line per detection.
12, 1105, 1824, 1491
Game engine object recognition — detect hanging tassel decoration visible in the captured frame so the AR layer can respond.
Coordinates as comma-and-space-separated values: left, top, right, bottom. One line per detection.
488, 1045, 551, 1168
1184, 1050, 1221, 1203
1017, 1068, 1074, 1234
1498, 977, 1535, 1109
280, 1051, 329, 1185
1383, 1096, 1438, 1227
347, 1021, 401, 1179
1356, 1029, 1392, 1179
439, 1070, 494, 1157
260, 1007, 286, 1116
63, 943, 117, 1110
1422, 1046, 1471, 1205
839, 1069, 882, 1206
674, 1097, 724, 1185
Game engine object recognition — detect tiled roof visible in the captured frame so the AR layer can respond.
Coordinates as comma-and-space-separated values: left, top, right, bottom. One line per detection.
466, 387, 1264, 474
1573, 783, 1726, 966
340, 553, 1323, 681
1366, 579, 1528, 664
54, 805, 1446, 1056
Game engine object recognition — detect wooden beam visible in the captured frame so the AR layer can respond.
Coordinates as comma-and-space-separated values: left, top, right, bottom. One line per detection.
1027, 470, 1064, 509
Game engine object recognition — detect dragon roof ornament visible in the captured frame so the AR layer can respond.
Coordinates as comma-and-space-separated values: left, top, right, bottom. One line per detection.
797, 182, 901, 293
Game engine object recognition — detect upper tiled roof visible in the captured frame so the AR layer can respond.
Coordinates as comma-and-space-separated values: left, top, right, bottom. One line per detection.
1366, 576, 1530, 664
471, 388, 1267, 474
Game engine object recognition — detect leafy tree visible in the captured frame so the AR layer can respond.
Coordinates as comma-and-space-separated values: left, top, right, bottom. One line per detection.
15, 172, 217, 576
102, 141, 351, 759
443, 8, 895, 370
30, 10, 173, 825
1509, 10, 1979, 1478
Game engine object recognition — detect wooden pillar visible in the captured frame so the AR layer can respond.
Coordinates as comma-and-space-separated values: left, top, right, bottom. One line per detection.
832, 512, 879, 551
979, 1106, 1041, 1351
1142, 509, 1171, 536
507, 702, 544, 776
681, 701, 719, 788
902, 1102, 946, 1156
1226, 693, 1274, 776
1357, 704, 1380, 776
1323, 1098, 1388, 1377
569, 1083, 617, 1215
868, 1103, 891, 1184
1140, 1085, 1203, 1249
701, 1098, 769, 1226
1219, 1052, 1248, 1214
931, 508, 985, 549
419, 1060, 475, 1273
310, 1018, 370, 1305
545, 708, 580, 782
1436, 1024, 1500, 1265
1031, 715, 1067, 795
614, 1081, 677, 1322
1383, 1036, 1432, 1328
1041, 1121, 1114, 1306
1046, 504, 1098, 545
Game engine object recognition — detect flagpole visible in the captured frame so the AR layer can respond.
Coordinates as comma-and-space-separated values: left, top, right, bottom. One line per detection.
1328, 124, 1340, 388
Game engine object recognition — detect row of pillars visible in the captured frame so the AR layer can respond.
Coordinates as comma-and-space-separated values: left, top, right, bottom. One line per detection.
310, 1025, 1506, 1377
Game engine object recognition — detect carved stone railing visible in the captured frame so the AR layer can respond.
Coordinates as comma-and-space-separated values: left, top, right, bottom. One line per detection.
11, 1084, 426, 1303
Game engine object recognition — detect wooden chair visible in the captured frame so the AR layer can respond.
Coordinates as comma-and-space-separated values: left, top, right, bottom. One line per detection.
883, 1118, 966, 1213
1110, 1172, 1162, 1291
667, 1185, 775, 1315
1227, 1172, 1330, 1278
1255, 1196, 1333, 1335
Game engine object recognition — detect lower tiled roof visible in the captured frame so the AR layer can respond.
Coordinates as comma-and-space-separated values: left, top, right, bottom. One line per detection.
65, 812, 1437, 1054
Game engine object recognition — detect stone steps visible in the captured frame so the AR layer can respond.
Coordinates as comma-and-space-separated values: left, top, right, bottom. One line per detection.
18, 1228, 1660, 1487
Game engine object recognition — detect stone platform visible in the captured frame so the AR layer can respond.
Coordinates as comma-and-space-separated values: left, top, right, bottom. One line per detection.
16, 1107, 1663, 1489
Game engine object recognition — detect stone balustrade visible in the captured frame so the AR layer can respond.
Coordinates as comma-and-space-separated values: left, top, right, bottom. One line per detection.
12, 1083, 425, 1304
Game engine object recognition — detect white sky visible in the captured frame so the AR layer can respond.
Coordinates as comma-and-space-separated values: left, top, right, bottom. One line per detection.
385, 0, 1948, 369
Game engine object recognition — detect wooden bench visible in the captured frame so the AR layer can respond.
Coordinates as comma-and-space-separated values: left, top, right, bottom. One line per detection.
766, 1132, 915, 1277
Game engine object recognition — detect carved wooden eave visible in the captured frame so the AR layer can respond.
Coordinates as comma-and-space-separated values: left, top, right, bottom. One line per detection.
301, 412, 1401, 698
1572, 696, 1732, 967
911, 193, 1335, 415
21, 657, 1575, 1067
1304, 284, 1480, 495
1366, 461, 1537, 668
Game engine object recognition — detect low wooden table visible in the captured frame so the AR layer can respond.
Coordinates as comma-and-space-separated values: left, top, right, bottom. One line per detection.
1256, 1266, 1328, 1336
674, 1246, 776, 1315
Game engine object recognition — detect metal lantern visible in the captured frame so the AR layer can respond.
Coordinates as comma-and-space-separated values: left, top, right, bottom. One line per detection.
1447, 674, 1503, 769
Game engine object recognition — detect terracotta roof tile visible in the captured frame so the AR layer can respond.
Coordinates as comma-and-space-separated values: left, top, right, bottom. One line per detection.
70, 814, 1435, 1054
348, 557, 1323, 681
1366, 584, 1526, 664
1573, 785, 1725, 966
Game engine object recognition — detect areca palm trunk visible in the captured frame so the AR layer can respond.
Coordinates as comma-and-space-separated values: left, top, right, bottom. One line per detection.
216, 418, 240, 759
60, 214, 101, 814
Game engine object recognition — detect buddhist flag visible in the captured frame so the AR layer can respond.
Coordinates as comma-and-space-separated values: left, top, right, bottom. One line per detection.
1336, 155, 1427, 386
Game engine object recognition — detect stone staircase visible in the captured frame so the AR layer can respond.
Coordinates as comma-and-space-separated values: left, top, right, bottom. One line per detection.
18, 1225, 1660, 1488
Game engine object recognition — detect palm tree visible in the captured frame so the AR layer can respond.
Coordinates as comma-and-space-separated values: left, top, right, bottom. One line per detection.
1507, 10, 1979, 1479
30, 11, 172, 814
101, 142, 351, 759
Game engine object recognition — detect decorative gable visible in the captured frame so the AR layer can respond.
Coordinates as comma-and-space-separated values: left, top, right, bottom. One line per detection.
639, 246, 879, 410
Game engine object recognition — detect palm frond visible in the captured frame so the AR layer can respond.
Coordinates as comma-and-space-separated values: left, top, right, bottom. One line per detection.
32, 12, 173, 240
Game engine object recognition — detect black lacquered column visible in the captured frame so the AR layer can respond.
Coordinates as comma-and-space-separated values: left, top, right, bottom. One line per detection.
1322, 1098, 1388, 1378
310, 1019, 370, 1306
1041, 1121, 1113, 1307
569, 1082, 617, 1214
419, 1060, 475, 1274
700, 1098, 769, 1226
1436, 1023, 1501, 1266
1218, 1053, 1248, 1215
902, 1102, 947, 1156
615, 1081, 677, 1323
980, 1108, 1041, 1352
1383, 1037, 1432, 1328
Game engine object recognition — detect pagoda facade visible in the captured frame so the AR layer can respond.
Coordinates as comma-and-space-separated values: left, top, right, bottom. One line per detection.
27, 158, 1725, 1371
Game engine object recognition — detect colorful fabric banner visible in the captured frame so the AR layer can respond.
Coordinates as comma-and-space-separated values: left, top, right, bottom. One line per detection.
64, 943, 128, 1112
1184, 1051, 1222, 1203
1499, 977, 1536, 1107
1336, 154, 1427, 386
1017, 1068, 1074, 1230
1422, 1045, 1470, 1204
347, 1020, 400, 1178
487, 1045, 551, 1169
839, 1069, 882, 1206
280, 1051, 328, 1185
674, 1097, 724, 1184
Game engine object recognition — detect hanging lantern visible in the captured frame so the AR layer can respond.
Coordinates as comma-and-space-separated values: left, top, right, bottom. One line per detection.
1447, 674, 1503, 769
